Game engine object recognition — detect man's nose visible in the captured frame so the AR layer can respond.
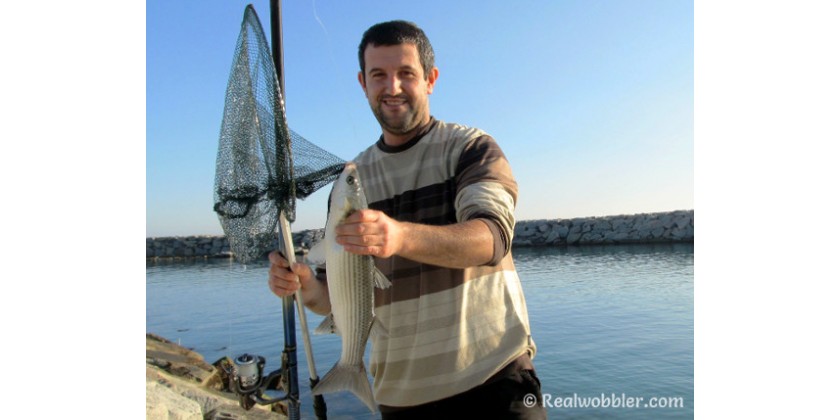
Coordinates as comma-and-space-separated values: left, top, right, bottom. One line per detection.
385, 76, 401, 95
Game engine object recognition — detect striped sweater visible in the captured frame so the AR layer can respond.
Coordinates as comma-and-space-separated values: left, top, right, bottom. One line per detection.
352, 118, 536, 407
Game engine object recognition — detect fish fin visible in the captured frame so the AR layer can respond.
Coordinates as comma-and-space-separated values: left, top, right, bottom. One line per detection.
369, 316, 389, 338
314, 313, 339, 335
312, 362, 376, 413
373, 268, 391, 289
306, 239, 327, 265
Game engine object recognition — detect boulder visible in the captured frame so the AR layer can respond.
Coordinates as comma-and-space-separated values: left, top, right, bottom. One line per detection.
146, 333, 221, 388
515, 224, 537, 237
147, 381, 203, 420
593, 220, 611, 232
545, 225, 564, 244
676, 214, 691, 229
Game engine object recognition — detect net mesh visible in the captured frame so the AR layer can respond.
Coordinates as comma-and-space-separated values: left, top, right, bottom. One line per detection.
213, 5, 344, 263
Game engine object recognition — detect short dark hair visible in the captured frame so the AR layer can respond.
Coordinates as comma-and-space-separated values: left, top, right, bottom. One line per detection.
358, 20, 435, 79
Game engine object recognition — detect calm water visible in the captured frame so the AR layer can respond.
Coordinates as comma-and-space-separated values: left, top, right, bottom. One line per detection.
147, 243, 693, 419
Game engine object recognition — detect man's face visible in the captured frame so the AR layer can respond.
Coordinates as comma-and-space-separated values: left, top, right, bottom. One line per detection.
358, 43, 438, 143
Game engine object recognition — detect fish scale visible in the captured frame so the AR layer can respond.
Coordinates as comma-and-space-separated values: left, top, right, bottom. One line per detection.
332, 247, 376, 365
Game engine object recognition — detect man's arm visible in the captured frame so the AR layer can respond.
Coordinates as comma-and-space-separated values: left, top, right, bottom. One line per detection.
334, 209, 495, 269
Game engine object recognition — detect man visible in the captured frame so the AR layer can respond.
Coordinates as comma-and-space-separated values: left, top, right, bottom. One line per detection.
268, 20, 545, 419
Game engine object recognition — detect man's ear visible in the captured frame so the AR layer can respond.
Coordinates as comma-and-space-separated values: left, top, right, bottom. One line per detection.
426, 67, 439, 94
358, 71, 366, 92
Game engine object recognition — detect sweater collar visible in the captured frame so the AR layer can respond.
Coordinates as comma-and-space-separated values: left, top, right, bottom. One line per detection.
375, 117, 438, 154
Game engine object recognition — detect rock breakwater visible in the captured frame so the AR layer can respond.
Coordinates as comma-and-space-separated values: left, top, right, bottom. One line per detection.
147, 210, 692, 259
512, 209, 693, 247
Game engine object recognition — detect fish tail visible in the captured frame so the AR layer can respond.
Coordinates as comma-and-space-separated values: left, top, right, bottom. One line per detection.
312, 362, 376, 412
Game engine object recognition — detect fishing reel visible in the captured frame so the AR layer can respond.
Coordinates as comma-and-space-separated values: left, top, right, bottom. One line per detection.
227, 353, 292, 410
231, 354, 267, 396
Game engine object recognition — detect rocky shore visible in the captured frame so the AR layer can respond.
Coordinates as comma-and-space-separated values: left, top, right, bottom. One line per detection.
146, 333, 286, 419
147, 210, 693, 259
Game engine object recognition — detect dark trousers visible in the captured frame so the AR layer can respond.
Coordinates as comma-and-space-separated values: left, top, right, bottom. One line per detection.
380, 355, 547, 420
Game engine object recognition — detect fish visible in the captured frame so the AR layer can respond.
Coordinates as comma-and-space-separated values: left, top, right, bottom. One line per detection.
307, 161, 391, 413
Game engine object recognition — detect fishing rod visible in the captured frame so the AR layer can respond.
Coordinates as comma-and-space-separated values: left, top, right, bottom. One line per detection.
270, 1, 302, 417
270, 1, 327, 417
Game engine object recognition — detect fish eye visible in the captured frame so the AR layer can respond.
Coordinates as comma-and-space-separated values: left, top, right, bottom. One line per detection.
346, 175, 355, 185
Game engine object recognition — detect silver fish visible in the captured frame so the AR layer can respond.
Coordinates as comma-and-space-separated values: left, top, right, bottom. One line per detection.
308, 162, 391, 412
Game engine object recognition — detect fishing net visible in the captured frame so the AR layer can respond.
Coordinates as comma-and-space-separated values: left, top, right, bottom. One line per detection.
213, 5, 344, 263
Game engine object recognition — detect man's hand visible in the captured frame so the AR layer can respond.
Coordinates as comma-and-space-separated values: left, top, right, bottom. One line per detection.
267, 251, 313, 298
335, 209, 405, 258
267, 251, 331, 315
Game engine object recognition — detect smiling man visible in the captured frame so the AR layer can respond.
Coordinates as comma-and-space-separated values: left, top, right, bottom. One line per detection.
269, 20, 545, 418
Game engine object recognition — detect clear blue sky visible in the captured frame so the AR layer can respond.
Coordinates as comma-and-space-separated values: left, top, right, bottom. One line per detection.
147, 0, 693, 237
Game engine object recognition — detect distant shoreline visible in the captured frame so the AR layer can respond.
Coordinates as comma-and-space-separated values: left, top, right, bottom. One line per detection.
147, 209, 693, 259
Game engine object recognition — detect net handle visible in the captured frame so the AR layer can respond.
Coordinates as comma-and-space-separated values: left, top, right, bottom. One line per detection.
279, 212, 319, 382
271, 1, 325, 418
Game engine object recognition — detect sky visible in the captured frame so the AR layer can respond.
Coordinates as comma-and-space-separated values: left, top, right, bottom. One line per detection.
146, 0, 694, 237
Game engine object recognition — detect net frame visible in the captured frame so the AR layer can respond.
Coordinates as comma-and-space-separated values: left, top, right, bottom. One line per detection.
213, 5, 343, 263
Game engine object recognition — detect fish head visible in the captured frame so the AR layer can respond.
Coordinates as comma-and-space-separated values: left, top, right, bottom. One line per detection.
331, 162, 368, 220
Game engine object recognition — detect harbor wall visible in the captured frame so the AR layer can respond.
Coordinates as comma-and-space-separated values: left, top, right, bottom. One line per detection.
146, 209, 693, 259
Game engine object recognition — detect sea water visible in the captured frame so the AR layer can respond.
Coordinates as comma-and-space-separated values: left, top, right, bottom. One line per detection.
147, 243, 693, 419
